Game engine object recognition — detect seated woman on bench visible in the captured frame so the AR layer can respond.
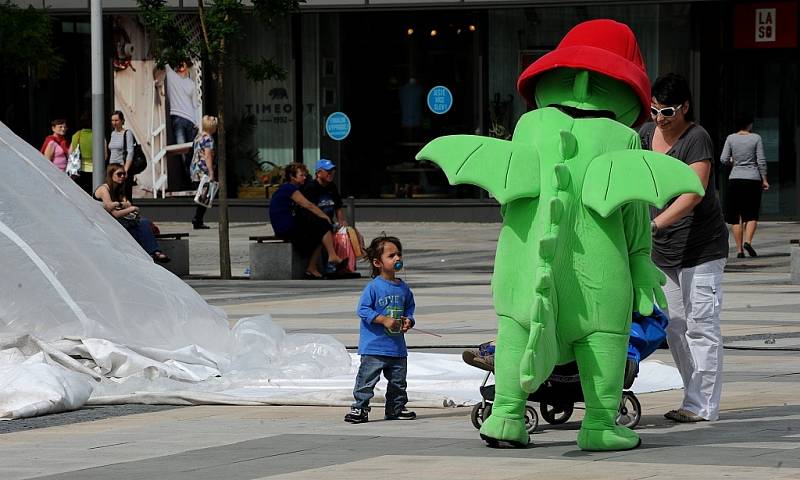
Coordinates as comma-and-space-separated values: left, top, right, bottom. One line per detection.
269, 163, 344, 279
94, 164, 170, 264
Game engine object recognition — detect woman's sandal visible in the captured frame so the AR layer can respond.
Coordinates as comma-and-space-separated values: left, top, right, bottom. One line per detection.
152, 251, 171, 264
303, 271, 324, 280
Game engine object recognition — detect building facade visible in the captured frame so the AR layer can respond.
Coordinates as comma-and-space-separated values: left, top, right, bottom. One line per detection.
4, 0, 799, 219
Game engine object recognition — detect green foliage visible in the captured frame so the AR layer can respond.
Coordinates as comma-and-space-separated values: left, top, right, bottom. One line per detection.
0, 1, 63, 75
251, 0, 303, 26
137, 0, 197, 67
238, 56, 287, 83
137, 0, 301, 78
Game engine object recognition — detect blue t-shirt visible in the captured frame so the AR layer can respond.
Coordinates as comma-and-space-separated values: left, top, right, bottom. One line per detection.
356, 277, 416, 357
269, 183, 299, 237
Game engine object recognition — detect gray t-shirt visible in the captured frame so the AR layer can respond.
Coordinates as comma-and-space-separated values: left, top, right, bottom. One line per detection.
108, 129, 134, 165
639, 122, 728, 269
720, 132, 766, 180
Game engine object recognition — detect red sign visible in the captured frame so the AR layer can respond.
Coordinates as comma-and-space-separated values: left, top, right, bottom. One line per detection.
734, 2, 798, 48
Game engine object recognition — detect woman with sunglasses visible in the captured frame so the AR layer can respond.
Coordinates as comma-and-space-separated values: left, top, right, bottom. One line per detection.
639, 73, 728, 424
94, 164, 170, 264
721, 113, 768, 258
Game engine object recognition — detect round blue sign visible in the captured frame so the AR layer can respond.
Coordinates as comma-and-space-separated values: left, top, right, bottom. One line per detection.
325, 112, 351, 141
427, 86, 453, 115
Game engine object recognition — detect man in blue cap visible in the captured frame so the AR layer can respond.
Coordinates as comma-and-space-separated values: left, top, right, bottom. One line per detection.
301, 159, 349, 274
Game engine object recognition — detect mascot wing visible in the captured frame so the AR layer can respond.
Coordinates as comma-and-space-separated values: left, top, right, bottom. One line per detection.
415, 135, 540, 205
582, 150, 705, 218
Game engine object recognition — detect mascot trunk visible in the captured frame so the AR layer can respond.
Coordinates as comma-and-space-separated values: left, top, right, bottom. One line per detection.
416, 19, 704, 451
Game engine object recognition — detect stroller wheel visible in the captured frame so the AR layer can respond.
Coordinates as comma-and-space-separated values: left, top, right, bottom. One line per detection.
482, 402, 493, 422
525, 405, 539, 433
540, 402, 574, 425
616, 391, 642, 428
470, 403, 485, 429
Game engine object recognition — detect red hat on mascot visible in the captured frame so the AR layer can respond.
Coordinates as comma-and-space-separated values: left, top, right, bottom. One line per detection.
517, 19, 651, 126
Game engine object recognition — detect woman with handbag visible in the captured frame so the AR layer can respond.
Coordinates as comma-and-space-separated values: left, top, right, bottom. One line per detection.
94, 164, 170, 263
189, 115, 218, 230
106, 110, 135, 200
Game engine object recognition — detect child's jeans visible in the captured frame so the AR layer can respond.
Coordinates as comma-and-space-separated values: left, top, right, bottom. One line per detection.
351, 354, 408, 416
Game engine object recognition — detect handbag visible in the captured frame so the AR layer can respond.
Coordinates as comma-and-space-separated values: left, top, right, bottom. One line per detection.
118, 211, 140, 229
123, 129, 147, 175
66, 142, 81, 176
193, 174, 219, 208
333, 227, 357, 272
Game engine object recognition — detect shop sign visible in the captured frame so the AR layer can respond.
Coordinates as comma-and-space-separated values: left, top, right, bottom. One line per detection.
427, 86, 453, 115
325, 112, 351, 141
244, 86, 295, 125
755, 8, 776, 42
734, 2, 798, 48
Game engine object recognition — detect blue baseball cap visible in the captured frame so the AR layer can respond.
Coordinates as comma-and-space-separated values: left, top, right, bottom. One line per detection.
316, 158, 336, 171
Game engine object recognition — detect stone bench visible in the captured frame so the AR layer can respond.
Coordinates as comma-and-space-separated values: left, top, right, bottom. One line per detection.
249, 236, 306, 280
791, 239, 799, 284
155, 233, 190, 277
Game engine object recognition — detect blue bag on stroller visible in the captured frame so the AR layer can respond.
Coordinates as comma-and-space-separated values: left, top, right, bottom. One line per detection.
626, 305, 669, 378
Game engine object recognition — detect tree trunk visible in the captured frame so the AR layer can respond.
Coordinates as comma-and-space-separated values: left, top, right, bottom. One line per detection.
215, 52, 232, 279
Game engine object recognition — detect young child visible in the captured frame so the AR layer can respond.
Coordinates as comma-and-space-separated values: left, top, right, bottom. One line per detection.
344, 235, 416, 424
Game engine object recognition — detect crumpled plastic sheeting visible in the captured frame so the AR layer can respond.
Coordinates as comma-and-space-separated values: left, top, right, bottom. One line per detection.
0, 121, 231, 356
0, 315, 357, 419
0, 318, 681, 420
0, 335, 95, 419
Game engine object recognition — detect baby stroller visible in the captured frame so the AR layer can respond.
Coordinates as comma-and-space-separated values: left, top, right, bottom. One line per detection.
464, 307, 669, 433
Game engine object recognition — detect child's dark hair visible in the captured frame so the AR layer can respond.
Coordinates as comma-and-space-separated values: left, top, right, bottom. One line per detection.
365, 235, 402, 278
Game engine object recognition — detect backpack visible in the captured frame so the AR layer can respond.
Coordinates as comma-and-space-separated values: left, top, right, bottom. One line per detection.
123, 129, 147, 175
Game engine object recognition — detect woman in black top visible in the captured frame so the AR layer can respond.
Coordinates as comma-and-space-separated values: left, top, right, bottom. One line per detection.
640, 73, 727, 424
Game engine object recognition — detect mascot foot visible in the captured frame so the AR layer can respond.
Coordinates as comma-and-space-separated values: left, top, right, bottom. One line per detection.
479, 413, 530, 448
577, 425, 640, 451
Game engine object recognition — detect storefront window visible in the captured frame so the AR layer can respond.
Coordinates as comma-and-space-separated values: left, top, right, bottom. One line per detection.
332, 10, 483, 199
226, 17, 295, 198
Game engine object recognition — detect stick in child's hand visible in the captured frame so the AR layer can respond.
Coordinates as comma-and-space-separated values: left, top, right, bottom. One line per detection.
409, 327, 442, 338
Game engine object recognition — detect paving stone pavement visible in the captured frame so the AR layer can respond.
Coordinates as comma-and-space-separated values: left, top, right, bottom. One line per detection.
1, 221, 798, 479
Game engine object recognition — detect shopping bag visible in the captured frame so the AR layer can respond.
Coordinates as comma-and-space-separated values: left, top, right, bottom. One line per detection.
333, 227, 357, 272
66, 143, 81, 176
346, 226, 366, 258
193, 174, 219, 208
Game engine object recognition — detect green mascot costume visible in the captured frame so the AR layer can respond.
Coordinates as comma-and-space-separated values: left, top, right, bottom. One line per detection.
416, 19, 704, 451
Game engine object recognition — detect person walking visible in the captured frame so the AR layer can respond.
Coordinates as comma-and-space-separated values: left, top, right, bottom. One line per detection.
640, 73, 728, 423
721, 113, 769, 258
189, 115, 218, 230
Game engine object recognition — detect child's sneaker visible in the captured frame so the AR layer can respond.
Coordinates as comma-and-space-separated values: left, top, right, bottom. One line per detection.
344, 407, 369, 424
384, 409, 416, 420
